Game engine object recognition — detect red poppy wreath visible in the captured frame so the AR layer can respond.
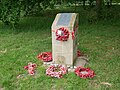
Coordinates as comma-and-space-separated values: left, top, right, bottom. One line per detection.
75, 66, 95, 78
37, 52, 52, 62
56, 27, 69, 41
46, 65, 68, 78
24, 62, 37, 75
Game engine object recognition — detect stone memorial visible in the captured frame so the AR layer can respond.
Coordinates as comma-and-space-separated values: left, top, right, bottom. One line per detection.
51, 13, 79, 66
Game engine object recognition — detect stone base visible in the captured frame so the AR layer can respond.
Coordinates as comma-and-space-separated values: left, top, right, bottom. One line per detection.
43, 56, 89, 72
74, 56, 89, 67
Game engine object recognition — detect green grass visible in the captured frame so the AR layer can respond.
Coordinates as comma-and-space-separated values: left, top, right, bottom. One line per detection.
0, 10, 120, 90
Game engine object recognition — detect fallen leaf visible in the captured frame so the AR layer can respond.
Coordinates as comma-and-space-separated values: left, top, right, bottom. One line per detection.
100, 82, 112, 87
0, 49, 7, 54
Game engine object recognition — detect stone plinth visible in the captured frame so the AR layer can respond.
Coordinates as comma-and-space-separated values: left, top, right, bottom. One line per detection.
51, 13, 79, 66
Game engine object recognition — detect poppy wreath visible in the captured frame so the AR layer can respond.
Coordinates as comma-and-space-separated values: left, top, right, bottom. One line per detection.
46, 65, 68, 78
75, 66, 95, 78
72, 31, 75, 40
56, 27, 69, 41
24, 62, 37, 75
77, 50, 82, 57
37, 52, 52, 62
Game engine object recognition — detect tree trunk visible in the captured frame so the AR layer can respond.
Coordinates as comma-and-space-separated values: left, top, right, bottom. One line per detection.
83, 0, 85, 7
110, 0, 112, 6
83, 0, 86, 9
96, 0, 102, 9
107, 0, 112, 7
96, 0, 102, 19
89, 0, 92, 6
74, 0, 77, 11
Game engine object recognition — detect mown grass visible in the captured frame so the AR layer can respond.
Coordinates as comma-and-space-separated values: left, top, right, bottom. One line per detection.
0, 7, 120, 90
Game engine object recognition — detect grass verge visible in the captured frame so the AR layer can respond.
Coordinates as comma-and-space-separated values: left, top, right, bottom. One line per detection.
0, 9, 120, 90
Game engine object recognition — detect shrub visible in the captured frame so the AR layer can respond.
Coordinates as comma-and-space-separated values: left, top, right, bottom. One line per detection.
0, 0, 21, 26
0, 0, 51, 27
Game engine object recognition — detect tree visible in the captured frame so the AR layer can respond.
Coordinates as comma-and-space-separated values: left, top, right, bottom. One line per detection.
96, 0, 102, 9
89, 0, 95, 6
0, 0, 21, 27
0, 0, 51, 27
96, 0, 103, 19
106, 0, 112, 6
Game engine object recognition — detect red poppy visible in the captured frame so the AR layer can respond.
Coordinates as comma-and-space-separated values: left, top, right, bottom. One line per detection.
75, 66, 95, 78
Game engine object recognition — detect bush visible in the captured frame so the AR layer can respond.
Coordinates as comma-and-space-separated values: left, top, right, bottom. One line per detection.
0, 0, 52, 27
0, 0, 21, 26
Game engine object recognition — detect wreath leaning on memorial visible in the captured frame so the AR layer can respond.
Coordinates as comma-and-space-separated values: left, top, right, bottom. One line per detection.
46, 64, 68, 78
37, 50, 81, 62
75, 66, 95, 78
56, 27, 69, 41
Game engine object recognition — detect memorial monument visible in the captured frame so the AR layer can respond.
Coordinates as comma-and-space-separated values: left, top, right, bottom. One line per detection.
51, 13, 79, 66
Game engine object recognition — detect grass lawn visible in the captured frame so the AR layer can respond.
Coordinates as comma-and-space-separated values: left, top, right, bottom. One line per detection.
0, 11, 120, 89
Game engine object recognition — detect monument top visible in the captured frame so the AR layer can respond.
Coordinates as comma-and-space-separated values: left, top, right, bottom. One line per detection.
56, 13, 72, 26
52, 13, 77, 28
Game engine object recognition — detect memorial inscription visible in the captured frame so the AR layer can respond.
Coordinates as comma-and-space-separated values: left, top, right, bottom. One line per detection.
56, 13, 72, 26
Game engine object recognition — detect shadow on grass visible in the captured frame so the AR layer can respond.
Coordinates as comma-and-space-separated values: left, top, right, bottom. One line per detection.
0, 16, 54, 34
16, 16, 54, 33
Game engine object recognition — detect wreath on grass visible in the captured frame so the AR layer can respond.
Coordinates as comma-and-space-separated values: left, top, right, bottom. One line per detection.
24, 62, 37, 75
56, 27, 69, 41
75, 66, 95, 78
46, 65, 68, 78
37, 52, 52, 62
77, 50, 82, 57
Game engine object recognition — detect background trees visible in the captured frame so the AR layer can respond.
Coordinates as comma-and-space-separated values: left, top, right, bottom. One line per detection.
0, 0, 50, 26
0, 0, 120, 26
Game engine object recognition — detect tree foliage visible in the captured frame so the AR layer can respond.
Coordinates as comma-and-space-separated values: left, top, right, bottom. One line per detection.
0, 0, 119, 26
0, 0, 21, 26
0, 0, 51, 26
